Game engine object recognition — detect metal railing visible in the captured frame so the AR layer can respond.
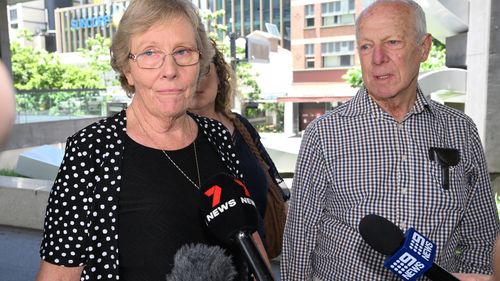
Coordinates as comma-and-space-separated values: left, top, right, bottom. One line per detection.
15, 88, 108, 123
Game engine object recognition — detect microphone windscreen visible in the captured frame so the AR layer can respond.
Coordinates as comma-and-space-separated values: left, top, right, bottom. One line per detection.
166, 243, 237, 281
200, 173, 258, 244
359, 214, 405, 255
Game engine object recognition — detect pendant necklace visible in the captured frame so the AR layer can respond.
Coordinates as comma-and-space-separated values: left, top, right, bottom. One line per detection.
130, 106, 201, 189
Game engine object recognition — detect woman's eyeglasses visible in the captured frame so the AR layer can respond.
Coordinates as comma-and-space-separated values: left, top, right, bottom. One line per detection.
128, 47, 201, 69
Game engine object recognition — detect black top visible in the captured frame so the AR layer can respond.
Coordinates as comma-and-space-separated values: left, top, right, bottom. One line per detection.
232, 128, 268, 242
39, 111, 247, 280
119, 132, 245, 280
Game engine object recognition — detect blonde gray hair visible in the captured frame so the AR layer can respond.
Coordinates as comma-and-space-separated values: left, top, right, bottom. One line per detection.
110, 0, 215, 96
356, 0, 427, 44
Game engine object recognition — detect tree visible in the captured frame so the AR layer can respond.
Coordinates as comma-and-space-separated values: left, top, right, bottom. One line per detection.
78, 34, 118, 87
200, 10, 263, 117
11, 29, 108, 115
11, 29, 104, 90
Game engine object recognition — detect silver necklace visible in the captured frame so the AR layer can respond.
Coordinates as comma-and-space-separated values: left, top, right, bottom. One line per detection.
161, 142, 201, 189
130, 105, 201, 189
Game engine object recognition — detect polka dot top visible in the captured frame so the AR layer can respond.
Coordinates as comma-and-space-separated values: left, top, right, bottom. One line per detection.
39, 110, 243, 280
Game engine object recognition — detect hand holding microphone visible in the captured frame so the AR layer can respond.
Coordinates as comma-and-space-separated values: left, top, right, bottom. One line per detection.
200, 173, 275, 281
359, 214, 460, 281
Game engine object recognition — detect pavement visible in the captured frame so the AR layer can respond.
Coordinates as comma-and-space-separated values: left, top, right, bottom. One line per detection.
0, 225, 281, 281
0, 225, 42, 281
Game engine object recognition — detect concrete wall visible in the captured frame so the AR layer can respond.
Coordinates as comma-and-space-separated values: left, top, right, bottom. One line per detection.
466, 0, 500, 174
485, 0, 500, 172
1, 117, 101, 151
0, 176, 51, 230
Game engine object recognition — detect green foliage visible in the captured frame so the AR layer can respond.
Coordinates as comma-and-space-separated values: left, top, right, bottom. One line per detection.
420, 39, 446, 72
258, 102, 284, 132
11, 29, 104, 90
496, 194, 500, 218
341, 67, 363, 88
199, 9, 227, 39
0, 169, 27, 177
342, 38, 447, 88
78, 34, 117, 87
11, 29, 111, 115
201, 10, 262, 106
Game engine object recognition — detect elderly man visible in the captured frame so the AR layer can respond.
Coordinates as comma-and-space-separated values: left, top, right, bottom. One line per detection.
281, 1, 499, 280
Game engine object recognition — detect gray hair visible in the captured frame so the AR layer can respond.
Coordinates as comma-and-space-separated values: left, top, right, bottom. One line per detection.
110, 0, 214, 96
355, 0, 427, 43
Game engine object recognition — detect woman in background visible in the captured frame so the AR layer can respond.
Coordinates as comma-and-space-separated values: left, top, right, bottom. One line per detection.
189, 39, 289, 258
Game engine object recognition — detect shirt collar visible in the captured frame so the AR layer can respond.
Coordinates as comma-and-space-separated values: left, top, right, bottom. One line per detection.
342, 84, 435, 119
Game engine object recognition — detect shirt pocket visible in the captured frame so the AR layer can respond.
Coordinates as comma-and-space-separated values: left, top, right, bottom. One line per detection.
427, 159, 470, 210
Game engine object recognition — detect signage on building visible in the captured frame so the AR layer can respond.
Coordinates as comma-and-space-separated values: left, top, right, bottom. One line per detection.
69, 1, 129, 30
71, 15, 110, 30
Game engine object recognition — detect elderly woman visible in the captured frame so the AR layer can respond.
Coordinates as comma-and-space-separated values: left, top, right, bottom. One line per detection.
35, 0, 256, 280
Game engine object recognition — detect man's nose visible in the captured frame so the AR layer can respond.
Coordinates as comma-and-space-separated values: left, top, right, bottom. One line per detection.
372, 45, 388, 65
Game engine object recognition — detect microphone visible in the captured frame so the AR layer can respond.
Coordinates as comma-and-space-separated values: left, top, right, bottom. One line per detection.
166, 243, 237, 281
359, 214, 460, 281
200, 173, 275, 281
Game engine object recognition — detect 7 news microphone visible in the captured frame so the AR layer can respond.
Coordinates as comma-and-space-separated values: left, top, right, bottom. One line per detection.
166, 243, 237, 281
200, 173, 275, 281
359, 214, 459, 281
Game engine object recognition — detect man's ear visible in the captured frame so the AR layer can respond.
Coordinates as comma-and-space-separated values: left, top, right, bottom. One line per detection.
420, 33, 433, 62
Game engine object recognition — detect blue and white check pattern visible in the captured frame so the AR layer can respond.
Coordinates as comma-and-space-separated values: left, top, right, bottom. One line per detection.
281, 86, 499, 280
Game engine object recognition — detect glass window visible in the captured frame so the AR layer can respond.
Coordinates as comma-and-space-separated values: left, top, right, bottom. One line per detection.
253, 0, 261, 30
305, 4, 314, 16
306, 58, 315, 68
9, 8, 17, 21
348, 0, 355, 10
305, 4, 314, 27
340, 55, 353, 66
322, 1, 341, 14
305, 44, 314, 56
321, 40, 355, 67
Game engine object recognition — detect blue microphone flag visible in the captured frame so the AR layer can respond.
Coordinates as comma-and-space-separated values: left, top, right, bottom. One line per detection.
383, 228, 436, 281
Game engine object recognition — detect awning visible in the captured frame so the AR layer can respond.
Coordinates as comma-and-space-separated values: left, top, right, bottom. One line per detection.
277, 96, 352, 103
277, 82, 357, 103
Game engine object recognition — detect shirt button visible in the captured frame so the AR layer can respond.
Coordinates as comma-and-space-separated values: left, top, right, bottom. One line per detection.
402, 155, 407, 161
398, 124, 404, 130
401, 187, 408, 194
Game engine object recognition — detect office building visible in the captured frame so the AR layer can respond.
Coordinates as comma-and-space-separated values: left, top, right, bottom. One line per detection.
281, 0, 366, 133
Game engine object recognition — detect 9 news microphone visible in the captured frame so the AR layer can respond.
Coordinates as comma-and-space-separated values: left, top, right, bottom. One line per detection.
166, 243, 237, 281
200, 173, 275, 281
359, 214, 459, 281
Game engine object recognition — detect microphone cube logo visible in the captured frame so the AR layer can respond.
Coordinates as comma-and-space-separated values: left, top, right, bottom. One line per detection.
408, 229, 436, 262
383, 228, 436, 281
386, 252, 425, 281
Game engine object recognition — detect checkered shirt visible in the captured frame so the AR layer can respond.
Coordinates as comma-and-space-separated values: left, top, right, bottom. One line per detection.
281, 86, 500, 281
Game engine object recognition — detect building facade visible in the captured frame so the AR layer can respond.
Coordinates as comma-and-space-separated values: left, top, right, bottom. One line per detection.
53, 0, 127, 53
7, 0, 48, 50
195, 0, 291, 50
281, 0, 372, 134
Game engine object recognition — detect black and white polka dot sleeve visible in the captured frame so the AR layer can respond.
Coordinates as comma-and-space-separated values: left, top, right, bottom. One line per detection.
40, 135, 93, 267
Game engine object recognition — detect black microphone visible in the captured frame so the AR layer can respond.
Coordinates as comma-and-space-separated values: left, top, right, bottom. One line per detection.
200, 173, 275, 281
166, 243, 237, 281
359, 214, 460, 281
